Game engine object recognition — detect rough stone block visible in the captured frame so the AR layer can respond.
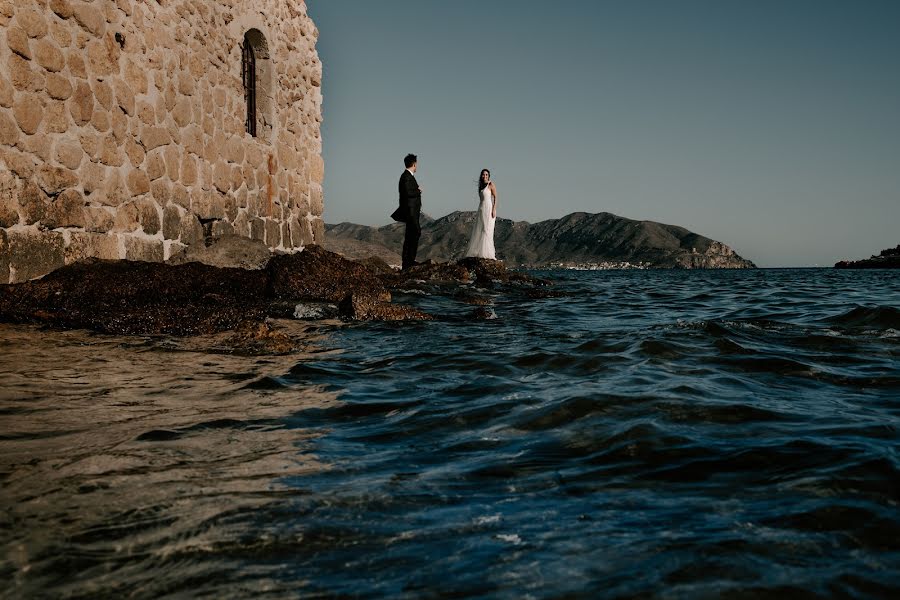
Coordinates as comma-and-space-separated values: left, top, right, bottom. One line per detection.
34, 39, 65, 72
265, 218, 281, 248
310, 184, 323, 216
101, 169, 129, 207
163, 146, 180, 182
8, 54, 36, 91
55, 140, 84, 170
46, 72, 73, 99
127, 169, 150, 196
66, 51, 87, 78
211, 220, 235, 237
145, 150, 166, 181
137, 198, 160, 235
249, 217, 265, 242
7, 229, 65, 283
110, 106, 128, 142
13, 94, 43, 134
114, 201, 139, 232
0, 147, 37, 179
166, 185, 187, 212
16, 9, 48, 39
0, 229, 8, 284
124, 236, 163, 263
72, 3, 105, 37
50, 0, 75, 20
162, 203, 181, 240
281, 221, 292, 249
36, 165, 78, 196
7, 26, 31, 59
44, 101, 71, 133
0, 75, 13, 107
124, 138, 144, 167
0, 171, 19, 228
44, 188, 85, 229
80, 160, 104, 196
83, 206, 115, 232
179, 213, 203, 246
69, 80, 94, 125
312, 218, 325, 244
113, 78, 135, 115
87, 35, 119, 77
0, 110, 19, 145
65, 232, 120, 264
180, 153, 197, 185
150, 180, 171, 208
140, 126, 170, 151
290, 214, 314, 247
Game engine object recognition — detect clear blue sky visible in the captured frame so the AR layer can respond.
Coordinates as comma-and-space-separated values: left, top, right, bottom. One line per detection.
308, 0, 900, 267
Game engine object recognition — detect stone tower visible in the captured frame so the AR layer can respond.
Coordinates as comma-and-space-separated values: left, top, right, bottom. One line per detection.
0, 0, 324, 283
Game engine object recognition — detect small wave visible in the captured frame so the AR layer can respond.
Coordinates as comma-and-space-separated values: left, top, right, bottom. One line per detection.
823, 305, 900, 330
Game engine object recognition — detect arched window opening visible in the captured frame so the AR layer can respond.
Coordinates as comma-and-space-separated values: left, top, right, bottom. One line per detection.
242, 40, 257, 136
241, 29, 272, 141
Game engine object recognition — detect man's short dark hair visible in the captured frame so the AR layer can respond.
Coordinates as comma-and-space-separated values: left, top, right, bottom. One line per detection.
404, 154, 417, 168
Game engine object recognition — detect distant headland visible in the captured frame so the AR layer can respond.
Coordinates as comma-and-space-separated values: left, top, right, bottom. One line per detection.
325, 211, 756, 269
835, 245, 900, 269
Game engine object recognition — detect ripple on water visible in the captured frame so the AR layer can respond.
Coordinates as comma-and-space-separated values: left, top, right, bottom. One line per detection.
2, 269, 899, 597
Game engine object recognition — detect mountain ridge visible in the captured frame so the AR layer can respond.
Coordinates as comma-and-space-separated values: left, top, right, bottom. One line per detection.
324, 211, 756, 269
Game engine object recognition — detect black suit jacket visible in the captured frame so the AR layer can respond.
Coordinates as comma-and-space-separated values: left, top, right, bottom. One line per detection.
392, 170, 422, 222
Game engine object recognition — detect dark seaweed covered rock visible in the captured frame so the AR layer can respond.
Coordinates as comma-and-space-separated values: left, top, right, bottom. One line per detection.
0, 258, 270, 336
0, 244, 553, 337
268, 244, 390, 302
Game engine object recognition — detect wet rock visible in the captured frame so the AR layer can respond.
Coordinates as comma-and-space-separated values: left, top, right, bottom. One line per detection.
269, 244, 390, 303
471, 307, 496, 320
386, 260, 471, 287
338, 292, 433, 322
224, 320, 296, 355
453, 291, 493, 306
357, 255, 394, 275
168, 234, 271, 270
0, 259, 270, 335
6, 230, 65, 283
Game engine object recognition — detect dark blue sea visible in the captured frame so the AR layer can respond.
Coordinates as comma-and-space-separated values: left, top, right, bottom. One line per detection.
1, 268, 899, 598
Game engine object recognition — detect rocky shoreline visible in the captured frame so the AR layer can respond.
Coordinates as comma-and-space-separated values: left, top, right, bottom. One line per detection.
0, 239, 554, 353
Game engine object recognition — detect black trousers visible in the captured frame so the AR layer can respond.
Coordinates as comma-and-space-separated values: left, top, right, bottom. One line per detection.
402, 209, 421, 269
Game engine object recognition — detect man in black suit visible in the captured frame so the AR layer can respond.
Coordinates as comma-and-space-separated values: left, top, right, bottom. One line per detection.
391, 153, 423, 270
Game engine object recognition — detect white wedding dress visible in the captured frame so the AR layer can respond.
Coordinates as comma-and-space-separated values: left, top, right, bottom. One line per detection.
465, 185, 496, 259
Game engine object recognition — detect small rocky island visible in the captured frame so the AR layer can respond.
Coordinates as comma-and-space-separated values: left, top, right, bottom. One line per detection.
834, 245, 900, 269
326, 211, 756, 269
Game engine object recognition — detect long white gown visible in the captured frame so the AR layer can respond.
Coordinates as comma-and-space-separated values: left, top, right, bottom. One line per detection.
465, 185, 496, 259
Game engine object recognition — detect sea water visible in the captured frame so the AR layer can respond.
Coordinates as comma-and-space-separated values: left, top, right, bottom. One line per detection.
1, 268, 898, 598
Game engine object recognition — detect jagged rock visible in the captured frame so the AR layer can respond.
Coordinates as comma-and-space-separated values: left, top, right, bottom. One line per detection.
357, 255, 394, 274
338, 292, 432, 321
224, 320, 296, 355
168, 234, 272, 270
268, 243, 390, 303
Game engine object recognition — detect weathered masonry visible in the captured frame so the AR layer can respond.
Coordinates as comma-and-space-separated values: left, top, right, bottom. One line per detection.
0, 0, 324, 283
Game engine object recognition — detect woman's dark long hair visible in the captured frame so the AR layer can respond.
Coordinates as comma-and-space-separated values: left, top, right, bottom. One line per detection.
478, 169, 491, 191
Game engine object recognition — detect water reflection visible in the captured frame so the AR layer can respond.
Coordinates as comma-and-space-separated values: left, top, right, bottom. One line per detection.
0, 323, 339, 597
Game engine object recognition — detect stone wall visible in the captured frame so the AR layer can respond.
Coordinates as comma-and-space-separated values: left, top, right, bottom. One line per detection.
0, 0, 324, 283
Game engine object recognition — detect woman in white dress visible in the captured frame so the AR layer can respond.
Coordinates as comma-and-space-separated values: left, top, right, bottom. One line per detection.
465, 169, 498, 259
